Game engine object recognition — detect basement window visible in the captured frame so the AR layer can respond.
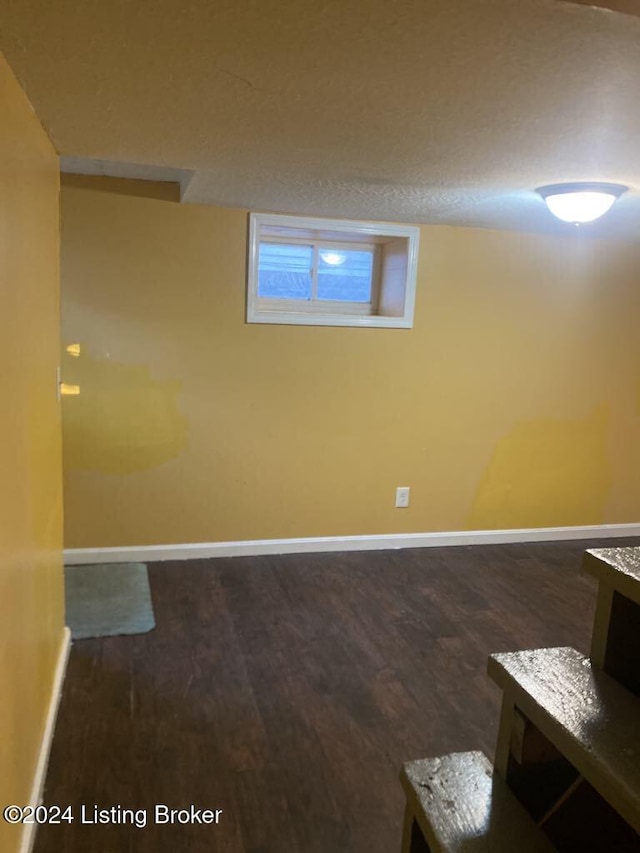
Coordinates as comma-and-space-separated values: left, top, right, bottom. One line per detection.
247, 212, 420, 328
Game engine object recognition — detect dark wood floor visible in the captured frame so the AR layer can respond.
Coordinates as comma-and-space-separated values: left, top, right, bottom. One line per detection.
35, 538, 639, 853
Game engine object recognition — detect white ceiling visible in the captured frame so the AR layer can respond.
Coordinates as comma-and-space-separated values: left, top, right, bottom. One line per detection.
3, 0, 640, 238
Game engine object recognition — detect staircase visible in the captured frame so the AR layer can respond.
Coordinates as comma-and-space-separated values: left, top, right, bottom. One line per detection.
399, 546, 640, 852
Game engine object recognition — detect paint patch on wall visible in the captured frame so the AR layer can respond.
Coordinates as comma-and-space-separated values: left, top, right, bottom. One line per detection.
62, 353, 188, 474
466, 405, 610, 530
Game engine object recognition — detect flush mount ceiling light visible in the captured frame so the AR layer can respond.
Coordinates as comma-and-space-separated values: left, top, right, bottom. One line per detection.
537, 182, 627, 224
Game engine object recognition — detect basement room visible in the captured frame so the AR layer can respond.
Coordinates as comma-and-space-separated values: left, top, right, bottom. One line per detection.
1, 1, 640, 851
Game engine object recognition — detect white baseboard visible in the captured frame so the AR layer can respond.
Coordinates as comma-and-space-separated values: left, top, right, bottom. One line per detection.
21, 627, 71, 853
63, 523, 640, 565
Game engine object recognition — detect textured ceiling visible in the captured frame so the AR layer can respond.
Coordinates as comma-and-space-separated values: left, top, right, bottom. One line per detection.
2, 0, 640, 238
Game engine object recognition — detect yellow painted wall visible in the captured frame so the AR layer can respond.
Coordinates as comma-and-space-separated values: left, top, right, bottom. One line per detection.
0, 55, 65, 853
60, 175, 640, 548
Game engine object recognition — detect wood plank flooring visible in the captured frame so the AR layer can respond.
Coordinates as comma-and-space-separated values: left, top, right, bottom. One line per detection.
34, 538, 639, 853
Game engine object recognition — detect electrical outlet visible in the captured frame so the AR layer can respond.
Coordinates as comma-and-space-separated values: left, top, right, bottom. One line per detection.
395, 486, 410, 508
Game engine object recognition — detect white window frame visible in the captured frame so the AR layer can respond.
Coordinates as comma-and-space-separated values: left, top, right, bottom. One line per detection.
258, 237, 381, 316
247, 212, 420, 328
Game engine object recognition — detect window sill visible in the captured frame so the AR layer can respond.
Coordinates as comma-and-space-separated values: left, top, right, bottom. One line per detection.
247, 308, 412, 328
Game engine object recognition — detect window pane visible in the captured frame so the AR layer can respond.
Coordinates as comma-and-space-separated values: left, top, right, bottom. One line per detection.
258, 243, 312, 299
317, 248, 373, 303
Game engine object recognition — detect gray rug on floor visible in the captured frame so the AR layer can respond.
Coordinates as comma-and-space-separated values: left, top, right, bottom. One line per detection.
64, 562, 156, 640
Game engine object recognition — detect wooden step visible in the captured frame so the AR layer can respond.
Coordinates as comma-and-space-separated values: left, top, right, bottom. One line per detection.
399, 751, 556, 852
487, 646, 640, 834
584, 547, 640, 695
584, 547, 640, 605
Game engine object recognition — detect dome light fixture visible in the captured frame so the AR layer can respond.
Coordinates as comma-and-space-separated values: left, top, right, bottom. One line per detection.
537, 182, 627, 224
